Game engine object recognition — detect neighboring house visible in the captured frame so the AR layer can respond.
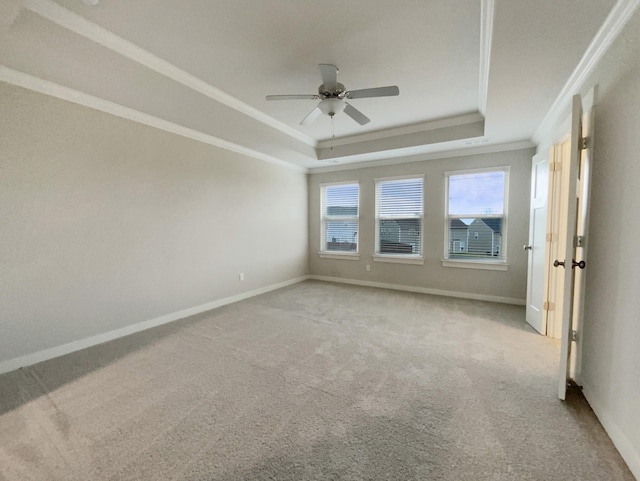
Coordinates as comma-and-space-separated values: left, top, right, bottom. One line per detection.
467, 218, 502, 257
449, 218, 469, 253
379, 219, 420, 254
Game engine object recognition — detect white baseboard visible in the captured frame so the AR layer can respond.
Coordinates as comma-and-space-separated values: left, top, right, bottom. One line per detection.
0, 276, 309, 375
0, 274, 522, 375
309, 275, 525, 305
581, 382, 640, 480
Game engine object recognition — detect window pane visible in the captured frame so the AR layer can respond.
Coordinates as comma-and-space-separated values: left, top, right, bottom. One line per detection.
448, 171, 505, 216
379, 219, 421, 254
448, 217, 504, 259
379, 179, 423, 216
325, 184, 358, 216
325, 220, 358, 251
376, 178, 423, 256
322, 183, 359, 253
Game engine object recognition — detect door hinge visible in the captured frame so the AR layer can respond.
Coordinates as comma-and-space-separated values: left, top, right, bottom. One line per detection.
543, 301, 554, 311
546, 233, 553, 242
571, 330, 578, 342
579, 137, 589, 150
550, 161, 561, 172
575, 235, 585, 247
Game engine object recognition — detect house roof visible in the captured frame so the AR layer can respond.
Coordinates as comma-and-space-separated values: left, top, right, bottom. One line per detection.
450, 219, 469, 229
481, 218, 503, 234
327, 206, 357, 216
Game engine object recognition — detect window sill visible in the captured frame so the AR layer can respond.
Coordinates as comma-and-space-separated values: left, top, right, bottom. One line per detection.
318, 252, 360, 261
373, 255, 424, 265
441, 259, 508, 271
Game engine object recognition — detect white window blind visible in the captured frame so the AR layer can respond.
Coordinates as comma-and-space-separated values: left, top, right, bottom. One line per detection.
446, 169, 508, 261
375, 177, 424, 256
321, 183, 359, 253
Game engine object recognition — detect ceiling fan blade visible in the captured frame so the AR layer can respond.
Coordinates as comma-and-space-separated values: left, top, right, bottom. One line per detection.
300, 105, 323, 125
318, 64, 339, 90
266, 94, 319, 100
346, 86, 399, 99
344, 103, 371, 125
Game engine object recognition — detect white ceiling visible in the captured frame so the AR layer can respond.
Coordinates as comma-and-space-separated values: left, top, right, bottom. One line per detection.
0, 0, 622, 170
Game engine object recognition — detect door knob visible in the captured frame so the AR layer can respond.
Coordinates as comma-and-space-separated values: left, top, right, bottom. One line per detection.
523, 245, 532, 251
553, 259, 565, 268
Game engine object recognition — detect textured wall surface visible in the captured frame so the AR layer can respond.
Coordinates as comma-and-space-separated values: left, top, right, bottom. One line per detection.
0, 83, 308, 364
576, 9, 640, 478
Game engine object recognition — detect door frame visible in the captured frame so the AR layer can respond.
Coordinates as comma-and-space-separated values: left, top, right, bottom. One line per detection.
545, 137, 571, 340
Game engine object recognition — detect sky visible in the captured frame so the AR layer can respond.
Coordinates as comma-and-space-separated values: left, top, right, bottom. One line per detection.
448, 171, 505, 215
324, 173, 504, 217
325, 184, 359, 210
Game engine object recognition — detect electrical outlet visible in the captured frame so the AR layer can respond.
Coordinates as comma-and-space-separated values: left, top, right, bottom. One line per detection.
239, 273, 245, 281
366, 265, 371, 272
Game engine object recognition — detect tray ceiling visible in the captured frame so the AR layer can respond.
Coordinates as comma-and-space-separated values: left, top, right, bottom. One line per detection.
0, 0, 623, 169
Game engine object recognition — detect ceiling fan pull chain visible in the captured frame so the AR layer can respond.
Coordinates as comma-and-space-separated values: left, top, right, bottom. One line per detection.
330, 114, 334, 151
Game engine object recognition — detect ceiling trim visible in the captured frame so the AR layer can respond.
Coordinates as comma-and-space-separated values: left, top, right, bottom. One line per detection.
0, 65, 308, 173
316, 112, 484, 149
478, 0, 495, 116
532, 0, 640, 144
317, 118, 485, 161
309, 140, 535, 174
22, 0, 318, 148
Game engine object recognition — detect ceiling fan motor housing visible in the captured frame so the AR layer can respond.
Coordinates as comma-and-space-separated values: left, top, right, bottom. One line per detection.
319, 82, 346, 98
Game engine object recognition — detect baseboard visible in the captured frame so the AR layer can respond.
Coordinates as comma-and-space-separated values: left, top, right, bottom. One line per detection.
581, 382, 640, 480
309, 275, 525, 305
0, 276, 310, 375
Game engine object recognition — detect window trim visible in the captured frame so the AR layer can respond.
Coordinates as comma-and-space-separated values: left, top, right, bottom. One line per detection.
374, 174, 425, 260
318, 252, 360, 261
443, 167, 510, 269
373, 254, 424, 265
320, 181, 360, 256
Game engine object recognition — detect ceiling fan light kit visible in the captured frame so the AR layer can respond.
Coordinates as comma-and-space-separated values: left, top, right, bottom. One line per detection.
266, 64, 399, 127
319, 98, 346, 117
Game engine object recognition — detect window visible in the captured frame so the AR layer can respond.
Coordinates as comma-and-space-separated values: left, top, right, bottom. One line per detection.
445, 168, 508, 266
321, 182, 359, 254
375, 176, 424, 260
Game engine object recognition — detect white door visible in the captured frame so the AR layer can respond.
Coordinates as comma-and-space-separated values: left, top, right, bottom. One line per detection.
556, 93, 594, 400
525, 153, 550, 334
568, 88, 596, 384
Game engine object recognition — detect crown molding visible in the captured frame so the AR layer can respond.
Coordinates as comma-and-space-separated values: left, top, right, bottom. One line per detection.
316, 112, 484, 149
0, 66, 308, 173
532, 0, 640, 144
308, 139, 534, 174
478, 0, 494, 116
22, 0, 317, 148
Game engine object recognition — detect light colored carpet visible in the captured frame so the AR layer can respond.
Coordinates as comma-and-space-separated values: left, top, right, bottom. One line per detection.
0, 280, 634, 480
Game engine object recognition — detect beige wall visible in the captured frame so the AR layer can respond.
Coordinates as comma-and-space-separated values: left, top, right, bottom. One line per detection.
572, 10, 640, 478
308, 148, 533, 302
0, 83, 308, 365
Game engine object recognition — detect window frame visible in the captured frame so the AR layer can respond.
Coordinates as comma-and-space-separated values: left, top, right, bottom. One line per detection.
319, 181, 360, 260
374, 175, 425, 265
443, 167, 510, 271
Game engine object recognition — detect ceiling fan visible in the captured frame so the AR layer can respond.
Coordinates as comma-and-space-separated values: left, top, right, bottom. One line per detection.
266, 64, 399, 126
